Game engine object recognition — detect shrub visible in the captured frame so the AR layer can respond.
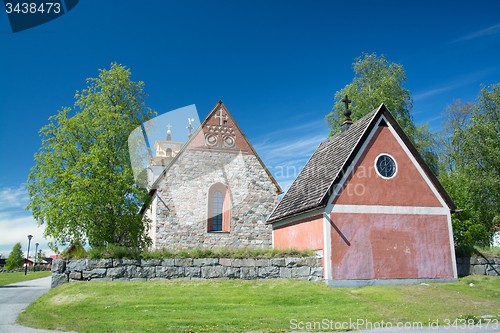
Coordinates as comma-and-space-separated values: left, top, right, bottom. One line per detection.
6, 243, 24, 270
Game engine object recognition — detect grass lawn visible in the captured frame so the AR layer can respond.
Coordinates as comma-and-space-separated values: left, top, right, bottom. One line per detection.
18, 276, 500, 333
0, 271, 52, 286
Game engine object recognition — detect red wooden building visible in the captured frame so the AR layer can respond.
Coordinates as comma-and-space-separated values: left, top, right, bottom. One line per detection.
267, 103, 458, 287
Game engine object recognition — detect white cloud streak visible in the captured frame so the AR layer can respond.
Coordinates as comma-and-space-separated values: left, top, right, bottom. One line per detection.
413, 68, 497, 102
452, 23, 500, 43
254, 134, 325, 162
0, 184, 29, 209
251, 119, 330, 193
0, 184, 55, 258
0, 213, 54, 257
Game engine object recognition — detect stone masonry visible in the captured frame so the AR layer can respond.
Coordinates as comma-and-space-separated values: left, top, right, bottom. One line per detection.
148, 150, 277, 249
456, 257, 500, 277
51, 257, 324, 288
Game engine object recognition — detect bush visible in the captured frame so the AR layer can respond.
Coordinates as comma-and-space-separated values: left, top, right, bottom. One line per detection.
6, 243, 25, 270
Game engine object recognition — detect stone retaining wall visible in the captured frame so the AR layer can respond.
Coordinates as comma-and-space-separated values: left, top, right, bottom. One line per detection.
0, 267, 51, 273
51, 257, 323, 288
457, 257, 500, 277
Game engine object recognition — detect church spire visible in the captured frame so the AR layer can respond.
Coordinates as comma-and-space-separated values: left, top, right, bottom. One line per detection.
341, 95, 353, 133
166, 123, 172, 141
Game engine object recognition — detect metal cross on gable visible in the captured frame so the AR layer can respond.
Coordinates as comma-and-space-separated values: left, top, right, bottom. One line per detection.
342, 94, 352, 119
166, 123, 172, 131
186, 118, 194, 138
342, 95, 351, 111
214, 108, 228, 125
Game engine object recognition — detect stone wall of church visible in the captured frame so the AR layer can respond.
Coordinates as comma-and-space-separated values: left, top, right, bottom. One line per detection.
150, 149, 278, 249
50, 257, 324, 288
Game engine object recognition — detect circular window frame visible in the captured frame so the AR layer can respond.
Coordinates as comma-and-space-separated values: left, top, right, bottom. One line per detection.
374, 153, 398, 179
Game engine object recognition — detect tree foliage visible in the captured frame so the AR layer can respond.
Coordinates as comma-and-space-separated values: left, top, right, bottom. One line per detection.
325, 53, 439, 174
439, 83, 500, 247
6, 242, 24, 270
35, 250, 46, 266
26, 63, 156, 249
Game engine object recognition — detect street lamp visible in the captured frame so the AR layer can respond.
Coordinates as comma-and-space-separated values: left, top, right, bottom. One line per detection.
34, 243, 39, 272
25, 235, 33, 275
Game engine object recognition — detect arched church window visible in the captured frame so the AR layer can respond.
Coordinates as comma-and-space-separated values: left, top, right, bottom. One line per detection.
166, 148, 172, 157
207, 183, 230, 232
213, 191, 223, 231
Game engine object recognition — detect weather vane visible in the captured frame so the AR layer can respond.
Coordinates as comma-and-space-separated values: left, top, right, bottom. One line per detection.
341, 95, 353, 132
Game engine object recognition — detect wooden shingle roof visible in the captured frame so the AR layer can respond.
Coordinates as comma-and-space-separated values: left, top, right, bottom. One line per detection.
267, 104, 456, 224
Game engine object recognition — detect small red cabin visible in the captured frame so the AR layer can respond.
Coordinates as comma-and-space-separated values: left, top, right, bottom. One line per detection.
267, 104, 457, 287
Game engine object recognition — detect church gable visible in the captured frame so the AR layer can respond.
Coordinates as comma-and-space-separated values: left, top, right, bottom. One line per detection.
185, 102, 256, 155
152, 101, 281, 194
331, 122, 444, 207
267, 103, 456, 224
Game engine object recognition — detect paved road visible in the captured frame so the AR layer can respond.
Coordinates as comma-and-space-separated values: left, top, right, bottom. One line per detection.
0, 276, 75, 333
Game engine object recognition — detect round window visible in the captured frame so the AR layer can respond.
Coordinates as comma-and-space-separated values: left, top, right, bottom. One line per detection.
375, 154, 397, 179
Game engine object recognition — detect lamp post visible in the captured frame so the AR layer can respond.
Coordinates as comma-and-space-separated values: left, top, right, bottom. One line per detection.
34, 243, 39, 272
25, 235, 33, 275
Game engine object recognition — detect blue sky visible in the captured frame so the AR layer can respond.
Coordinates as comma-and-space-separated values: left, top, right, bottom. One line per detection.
0, 0, 499, 257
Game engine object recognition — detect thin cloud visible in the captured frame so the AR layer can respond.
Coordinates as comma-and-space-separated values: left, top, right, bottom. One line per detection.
424, 115, 443, 123
255, 118, 328, 138
414, 86, 457, 102
0, 184, 29, 209
255, 134, 325, 160
0, 213, 54, 256
252, 119, 328, 157
413, 68, 496, 101
0, 183, 55, 257
452, 23, 500, 43
251, 120, 330, 191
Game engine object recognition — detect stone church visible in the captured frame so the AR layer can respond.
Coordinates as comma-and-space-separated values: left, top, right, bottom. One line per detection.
142, 101, 282, 249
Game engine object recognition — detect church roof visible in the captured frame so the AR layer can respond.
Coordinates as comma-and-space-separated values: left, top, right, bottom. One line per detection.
266, 104, 456, 224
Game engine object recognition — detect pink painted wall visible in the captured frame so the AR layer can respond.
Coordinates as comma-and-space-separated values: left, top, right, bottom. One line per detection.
329, 213, 454, 280
333, 126, 443, 207
273, 122, 455, 282
274, 214, 323, 251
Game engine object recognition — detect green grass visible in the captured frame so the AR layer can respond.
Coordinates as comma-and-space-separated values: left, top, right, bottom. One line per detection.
0, 271, 52, 286
455, 245, 500, 258
18, 276, 500, 333
475, 246, 500, 258
76, 246, 314, 260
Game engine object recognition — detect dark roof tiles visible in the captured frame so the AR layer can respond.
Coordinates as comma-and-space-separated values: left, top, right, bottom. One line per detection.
267, 108, 379, 223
